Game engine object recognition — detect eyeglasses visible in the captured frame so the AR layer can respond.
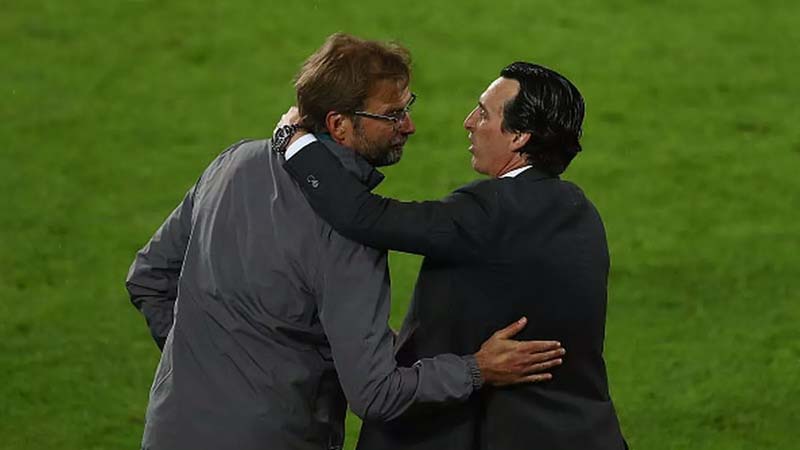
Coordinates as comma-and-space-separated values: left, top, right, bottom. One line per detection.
353, 93, 416, 124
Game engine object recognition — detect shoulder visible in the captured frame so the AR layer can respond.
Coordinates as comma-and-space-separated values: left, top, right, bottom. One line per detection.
450, 175, 548, 205
204, 138, 266, 160
550, 178, 594, 207
435, 178, 505, 225
499, 170, 582, 201
202, 139, 268, 171
201, 139, 266, 176
451, 177, 500, 200
224, 138, 268, 159
467, 172, 592, 217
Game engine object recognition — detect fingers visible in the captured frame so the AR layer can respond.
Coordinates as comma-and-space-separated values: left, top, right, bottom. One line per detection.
286, 107, 301, 124
523, 347, 566, 364
504, 349, 563, 380
516, 340, 562, 353
487, 367, 557, 387
492, 316, 527, 339
516, 372, 553, 384
504, 348, 564, 383
522, 357, 563, 375
274, 107, 302, 133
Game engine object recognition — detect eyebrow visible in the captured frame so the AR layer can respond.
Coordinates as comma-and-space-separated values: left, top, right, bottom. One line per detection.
384, 104, 405, 114
383, 95, 414, 114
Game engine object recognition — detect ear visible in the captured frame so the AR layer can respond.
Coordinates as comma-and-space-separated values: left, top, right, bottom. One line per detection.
324, 111, 353, 145
510, 132, 531, 151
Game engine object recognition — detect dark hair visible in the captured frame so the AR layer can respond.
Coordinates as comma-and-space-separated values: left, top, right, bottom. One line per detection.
294, 33, 412, 133
500, 62, 585, 175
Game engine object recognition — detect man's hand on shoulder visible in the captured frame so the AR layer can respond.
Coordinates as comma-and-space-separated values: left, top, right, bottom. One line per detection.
276, 106, 308, 142
474, 317, 565, 386
274, 106, 301, 133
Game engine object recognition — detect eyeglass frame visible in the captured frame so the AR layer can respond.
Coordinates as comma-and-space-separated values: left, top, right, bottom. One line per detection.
352, 93, 416, 124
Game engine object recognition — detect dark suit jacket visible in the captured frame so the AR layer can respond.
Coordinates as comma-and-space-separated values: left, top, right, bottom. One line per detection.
284, 141, 627, 450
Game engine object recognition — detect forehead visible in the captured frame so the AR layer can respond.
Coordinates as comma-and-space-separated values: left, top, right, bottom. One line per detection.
480, 77, 520, 111
365, 79, 410, 108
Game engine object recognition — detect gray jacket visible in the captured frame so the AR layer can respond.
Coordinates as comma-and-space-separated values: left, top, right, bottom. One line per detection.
126, 138, 479, 450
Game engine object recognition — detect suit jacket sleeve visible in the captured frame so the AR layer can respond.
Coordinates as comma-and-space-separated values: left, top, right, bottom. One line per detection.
284, 141, 497, 261
125, 184, 195, 350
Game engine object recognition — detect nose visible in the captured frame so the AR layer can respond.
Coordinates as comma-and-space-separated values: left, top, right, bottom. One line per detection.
464, 108, 477, 130
399, 113, 416, 135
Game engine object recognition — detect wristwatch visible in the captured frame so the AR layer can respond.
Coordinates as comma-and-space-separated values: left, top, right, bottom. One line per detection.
271, 124, 300, 154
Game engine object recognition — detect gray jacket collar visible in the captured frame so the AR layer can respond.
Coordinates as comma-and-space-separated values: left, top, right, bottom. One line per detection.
317, 134, 385, 190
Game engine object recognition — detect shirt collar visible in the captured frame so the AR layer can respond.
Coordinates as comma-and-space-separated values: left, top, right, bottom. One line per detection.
499, 165, 533, 178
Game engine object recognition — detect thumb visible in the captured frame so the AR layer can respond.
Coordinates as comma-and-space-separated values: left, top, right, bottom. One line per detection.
493, 316, 527, 339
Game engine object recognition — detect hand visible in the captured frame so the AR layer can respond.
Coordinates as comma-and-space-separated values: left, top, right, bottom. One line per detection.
474, 317, 565, 386
274, 106, 301, 134
273, 106, 309, 149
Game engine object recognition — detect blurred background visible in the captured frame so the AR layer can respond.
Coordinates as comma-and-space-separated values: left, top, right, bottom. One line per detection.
2, 1, 798, 448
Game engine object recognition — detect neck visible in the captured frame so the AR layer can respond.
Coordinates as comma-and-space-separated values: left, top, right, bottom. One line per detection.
494, 158, 530, 178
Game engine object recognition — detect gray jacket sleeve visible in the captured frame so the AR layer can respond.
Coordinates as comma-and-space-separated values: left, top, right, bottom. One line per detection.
317, 230, 481, 421
125, 185, 195, 350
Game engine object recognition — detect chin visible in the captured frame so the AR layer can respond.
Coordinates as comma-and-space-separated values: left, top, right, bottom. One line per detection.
470, 156, 482, 174
371, 147, 404, 167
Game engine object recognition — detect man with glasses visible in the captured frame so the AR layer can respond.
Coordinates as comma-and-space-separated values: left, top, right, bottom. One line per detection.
345, 92, 416, 164
126, 34, 564, 450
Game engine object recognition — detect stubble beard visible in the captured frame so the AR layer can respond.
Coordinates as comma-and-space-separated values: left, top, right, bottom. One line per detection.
352, 124, 404, 167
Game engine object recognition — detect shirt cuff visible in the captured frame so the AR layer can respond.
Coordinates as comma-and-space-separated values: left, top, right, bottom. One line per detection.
285, 134, 318, 160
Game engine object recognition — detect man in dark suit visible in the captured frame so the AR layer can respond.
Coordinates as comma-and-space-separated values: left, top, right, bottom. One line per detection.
281, 61, 627, 449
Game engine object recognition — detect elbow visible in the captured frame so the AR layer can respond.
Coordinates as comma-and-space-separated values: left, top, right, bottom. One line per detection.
352, 401, 393, 423
349, 403, 373, 421
349, 374, 413, 422
349, 391, 385, 422
125, 280, 149, 310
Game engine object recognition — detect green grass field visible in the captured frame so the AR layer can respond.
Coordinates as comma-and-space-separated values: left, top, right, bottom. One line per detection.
2, 1, 799, 448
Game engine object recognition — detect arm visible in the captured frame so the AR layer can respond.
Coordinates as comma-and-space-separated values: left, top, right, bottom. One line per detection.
317, 232, 469, 420
125, 185, 195, 350
284, 140, 496, 261
317, 232, 563, 421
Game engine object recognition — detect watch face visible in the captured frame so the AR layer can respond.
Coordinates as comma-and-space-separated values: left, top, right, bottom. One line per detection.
271, 125, 297, 153
282, 125, 296, 138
